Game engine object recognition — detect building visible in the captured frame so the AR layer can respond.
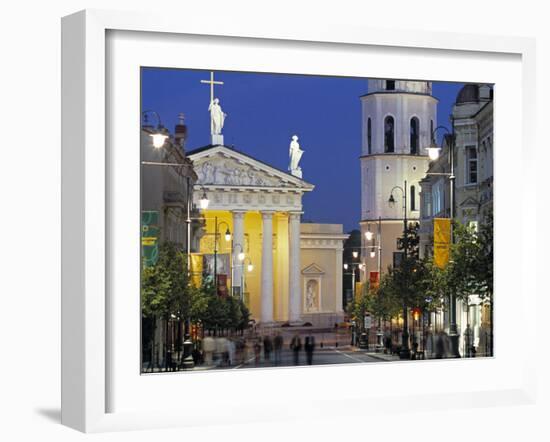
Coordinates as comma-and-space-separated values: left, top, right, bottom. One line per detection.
359, 79, 437, 279
141, 116, 200, 257
140, 116, 200, 366
188, 144, 348, 327
418, 83, 494, 356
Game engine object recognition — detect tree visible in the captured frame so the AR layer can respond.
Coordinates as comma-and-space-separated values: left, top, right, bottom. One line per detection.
438, 211, 493, 304
141, 242, 192, 370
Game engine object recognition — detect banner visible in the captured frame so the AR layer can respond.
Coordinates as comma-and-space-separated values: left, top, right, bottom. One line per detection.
190, 253, 203, 287
369, 271, 380, 289
434, 218, 451, 268
141, 211, 159, 267
355, 281, 363, 299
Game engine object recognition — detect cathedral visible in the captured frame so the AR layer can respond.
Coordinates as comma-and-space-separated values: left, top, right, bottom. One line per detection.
359, 79, 437, 278
188, 90, 348, 327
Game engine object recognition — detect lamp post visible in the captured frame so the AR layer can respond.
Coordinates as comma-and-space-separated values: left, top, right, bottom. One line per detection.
388, 180, 411, 359
213, 218, 231, 295
181, 176, 195, 369
426, 125, 460, 358
241, 257, 254, 303
232, 243, 245, 298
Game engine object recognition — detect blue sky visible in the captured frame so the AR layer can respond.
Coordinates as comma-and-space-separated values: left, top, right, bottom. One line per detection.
142, 68, 464, 232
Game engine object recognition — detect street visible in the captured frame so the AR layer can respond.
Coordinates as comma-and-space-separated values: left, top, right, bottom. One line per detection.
231, 345, 384, 369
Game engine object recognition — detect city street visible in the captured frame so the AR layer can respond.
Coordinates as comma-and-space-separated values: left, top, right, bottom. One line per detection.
231, 345, 384, 369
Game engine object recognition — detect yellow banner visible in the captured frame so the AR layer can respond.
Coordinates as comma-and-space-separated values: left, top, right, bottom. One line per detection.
190, 253, 203, 287
434, 218, 451, 268
355, 281, 363, 299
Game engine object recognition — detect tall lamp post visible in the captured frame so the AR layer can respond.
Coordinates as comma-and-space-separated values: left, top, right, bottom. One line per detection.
232, 243, 246, 298
365, 217, 383, 347
213, 218, 232, 295
241, 257, 254, 303
426, 125, 460, 358
388, 180, 411, 360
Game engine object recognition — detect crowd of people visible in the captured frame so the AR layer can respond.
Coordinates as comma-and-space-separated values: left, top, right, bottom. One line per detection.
190, 331, 318, 368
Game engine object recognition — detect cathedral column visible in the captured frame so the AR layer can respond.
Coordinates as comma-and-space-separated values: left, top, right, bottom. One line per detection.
261, 211, 274, 323
335, 246, 344, 313
288, 212, 302, 323
232, 211, 245, 296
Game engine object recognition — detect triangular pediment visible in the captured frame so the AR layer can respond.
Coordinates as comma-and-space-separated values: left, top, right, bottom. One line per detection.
301, 263, 325, 275
188, 145, 314, 191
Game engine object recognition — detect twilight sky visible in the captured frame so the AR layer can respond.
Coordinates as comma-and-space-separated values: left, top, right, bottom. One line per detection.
141, 68, 464, 232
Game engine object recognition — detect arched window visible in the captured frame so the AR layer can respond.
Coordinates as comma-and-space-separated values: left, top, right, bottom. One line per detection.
410, 185, 416, 211
410, 117, 419, 154
384, 116, 395, 153
367, 118, 372, 154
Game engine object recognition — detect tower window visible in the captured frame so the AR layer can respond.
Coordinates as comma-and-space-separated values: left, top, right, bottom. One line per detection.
430, 120, 434, 143
384, 116, 395, 153
410, 117, 419, 154
466, 146, 478, 184
367, 118, 372, 154
410, 185, 416, 211
386, 80, 395, 91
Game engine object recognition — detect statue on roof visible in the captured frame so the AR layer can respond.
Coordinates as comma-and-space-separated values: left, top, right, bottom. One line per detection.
208, 98, 226, 135
289, 135, 304, 179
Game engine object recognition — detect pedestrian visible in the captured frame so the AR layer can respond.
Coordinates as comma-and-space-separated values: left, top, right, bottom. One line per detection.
464, 324, 473, 358
290, 332, 302, 365
202, 336, 215, 366
304, 335, 315, 365
253, 337, 262, 366
273, 333, 283, 366
263, 335, 273, 363
435, 331, 445, 359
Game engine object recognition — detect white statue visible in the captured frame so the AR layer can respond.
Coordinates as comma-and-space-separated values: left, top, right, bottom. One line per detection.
288, 135, 304, 178
208, 98, 226, 135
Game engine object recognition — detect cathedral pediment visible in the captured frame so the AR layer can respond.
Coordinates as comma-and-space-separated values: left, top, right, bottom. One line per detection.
301, 263, 325, 275
188, 145, 314, 191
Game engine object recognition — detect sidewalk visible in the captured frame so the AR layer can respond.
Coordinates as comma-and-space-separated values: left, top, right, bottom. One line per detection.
351, 346, 400, 362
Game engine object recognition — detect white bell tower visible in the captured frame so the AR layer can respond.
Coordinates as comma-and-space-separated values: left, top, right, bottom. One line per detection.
360, 79, 437, 276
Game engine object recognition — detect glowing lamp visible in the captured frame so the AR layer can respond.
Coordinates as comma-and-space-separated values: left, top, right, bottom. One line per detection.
426, 146, 441, 161
199, 192, 209, 210
150, 132, 168, 149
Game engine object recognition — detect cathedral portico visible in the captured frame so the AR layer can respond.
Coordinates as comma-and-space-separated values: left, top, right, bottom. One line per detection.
189, 144, 315, 324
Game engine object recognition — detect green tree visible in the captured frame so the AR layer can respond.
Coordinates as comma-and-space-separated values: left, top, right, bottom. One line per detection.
141, 242, 192, 370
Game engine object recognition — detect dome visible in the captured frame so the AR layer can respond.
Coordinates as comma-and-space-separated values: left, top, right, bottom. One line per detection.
456, 84, 480, 104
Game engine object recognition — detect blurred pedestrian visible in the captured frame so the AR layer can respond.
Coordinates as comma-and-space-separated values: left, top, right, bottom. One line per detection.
202, 336, 215, 366
435, 331, 448, 359
263, 335, 273, 363
304, 335, 315, 365
290, 332, 302, 365
253, 337, 262, 366
273, 333, 283, 365
464, 324, 473, 358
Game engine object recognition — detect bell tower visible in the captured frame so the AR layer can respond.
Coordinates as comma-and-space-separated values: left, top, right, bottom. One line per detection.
360, 79, 438, 276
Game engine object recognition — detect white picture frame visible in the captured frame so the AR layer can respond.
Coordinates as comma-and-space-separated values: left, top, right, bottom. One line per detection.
61, 9, 537, 433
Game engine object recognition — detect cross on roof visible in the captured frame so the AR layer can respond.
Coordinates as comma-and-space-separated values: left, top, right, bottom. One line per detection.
200, 71, 224, 104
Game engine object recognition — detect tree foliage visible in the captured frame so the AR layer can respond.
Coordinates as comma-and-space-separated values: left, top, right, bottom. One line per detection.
435, 211, 493, 303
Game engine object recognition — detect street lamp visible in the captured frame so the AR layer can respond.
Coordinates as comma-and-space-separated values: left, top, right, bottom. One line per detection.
142, 110, 168, 148
199, 189, 210, 210
240, 256, 254, 302
365, 223, 374, 241
388, 180, 411, 359
427, 124, 460, 358
214, 218, 231, 295
352, 250, 359, 259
